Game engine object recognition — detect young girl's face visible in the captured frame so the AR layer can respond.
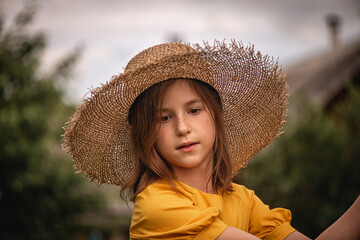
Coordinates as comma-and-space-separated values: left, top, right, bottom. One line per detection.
154, 79, 216, 176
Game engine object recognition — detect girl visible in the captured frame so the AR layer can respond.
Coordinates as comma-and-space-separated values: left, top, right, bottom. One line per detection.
63, 41, 359, 239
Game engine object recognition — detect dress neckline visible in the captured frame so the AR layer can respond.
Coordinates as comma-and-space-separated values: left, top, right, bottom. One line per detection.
175, 179, 221, 196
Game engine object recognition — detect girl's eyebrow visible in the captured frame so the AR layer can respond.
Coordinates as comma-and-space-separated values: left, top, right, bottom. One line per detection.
184, 99, 202, 108
161, 98, 202, 112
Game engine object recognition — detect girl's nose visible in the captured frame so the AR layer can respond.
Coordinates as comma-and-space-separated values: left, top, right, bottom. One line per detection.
175, 117, 191, 136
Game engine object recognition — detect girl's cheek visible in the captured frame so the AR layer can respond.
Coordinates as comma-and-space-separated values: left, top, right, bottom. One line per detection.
157, 125, 171, 139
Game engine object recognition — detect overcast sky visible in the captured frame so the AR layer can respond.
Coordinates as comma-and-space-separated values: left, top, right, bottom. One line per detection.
3, 0, 360, 103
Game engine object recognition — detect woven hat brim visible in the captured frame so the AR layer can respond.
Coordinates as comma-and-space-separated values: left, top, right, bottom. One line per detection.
62, 41, 288, 186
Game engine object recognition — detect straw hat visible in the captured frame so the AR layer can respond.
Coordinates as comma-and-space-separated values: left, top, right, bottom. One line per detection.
62, 40, 288, 186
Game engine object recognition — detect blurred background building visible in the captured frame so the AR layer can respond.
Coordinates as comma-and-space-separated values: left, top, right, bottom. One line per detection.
287, 13, 360, 110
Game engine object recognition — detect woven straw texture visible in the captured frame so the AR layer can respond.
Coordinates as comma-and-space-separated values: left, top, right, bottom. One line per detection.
62, 40, 288, 186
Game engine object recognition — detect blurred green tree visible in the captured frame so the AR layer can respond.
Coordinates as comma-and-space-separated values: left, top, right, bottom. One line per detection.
0, 6, 105, 239
236, 85, 360, 238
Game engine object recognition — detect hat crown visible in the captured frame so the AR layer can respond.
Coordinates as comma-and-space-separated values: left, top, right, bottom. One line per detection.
125, 43, 196, 73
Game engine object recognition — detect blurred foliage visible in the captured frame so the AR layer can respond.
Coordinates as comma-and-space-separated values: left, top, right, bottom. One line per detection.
236, 84, 360, 238
0, 6, 106, 239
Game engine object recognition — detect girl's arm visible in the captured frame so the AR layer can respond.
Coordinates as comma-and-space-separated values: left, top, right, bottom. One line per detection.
285, 196, 360, 240
216, 226, 261, 240
217, 228, 310, 240
315, 196, 360, 240
284, 231, 311, 240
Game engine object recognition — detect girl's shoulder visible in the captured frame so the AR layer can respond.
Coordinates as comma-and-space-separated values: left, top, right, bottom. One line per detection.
227, 182, 257, 201
230, 182, 254, 192
133, 180, 200, 221
135, 180, 193, 205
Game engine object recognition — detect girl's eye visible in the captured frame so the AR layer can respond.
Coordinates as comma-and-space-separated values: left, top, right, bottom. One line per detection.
161, 115, 170, 122
189, 108, 200, 114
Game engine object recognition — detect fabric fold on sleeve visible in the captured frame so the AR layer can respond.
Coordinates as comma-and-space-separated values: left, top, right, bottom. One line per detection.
249, 192, 296, 240
194, 217, 228, 240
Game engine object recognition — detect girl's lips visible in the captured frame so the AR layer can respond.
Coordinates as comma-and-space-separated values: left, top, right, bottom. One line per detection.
176, 142, 199, 152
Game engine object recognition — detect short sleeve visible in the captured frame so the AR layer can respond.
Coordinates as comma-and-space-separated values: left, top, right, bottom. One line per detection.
130, 183, 228, 239
248, 192, 296, 240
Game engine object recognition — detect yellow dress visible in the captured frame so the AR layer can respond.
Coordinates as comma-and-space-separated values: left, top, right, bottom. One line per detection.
130, 180, 296, 240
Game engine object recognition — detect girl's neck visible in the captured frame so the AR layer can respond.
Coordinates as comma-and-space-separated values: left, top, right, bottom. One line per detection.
179, 176, 216, 194
173, 165, 216, 194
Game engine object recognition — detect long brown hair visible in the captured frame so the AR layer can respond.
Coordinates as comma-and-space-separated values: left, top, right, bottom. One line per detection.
122, 78, 233, 201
